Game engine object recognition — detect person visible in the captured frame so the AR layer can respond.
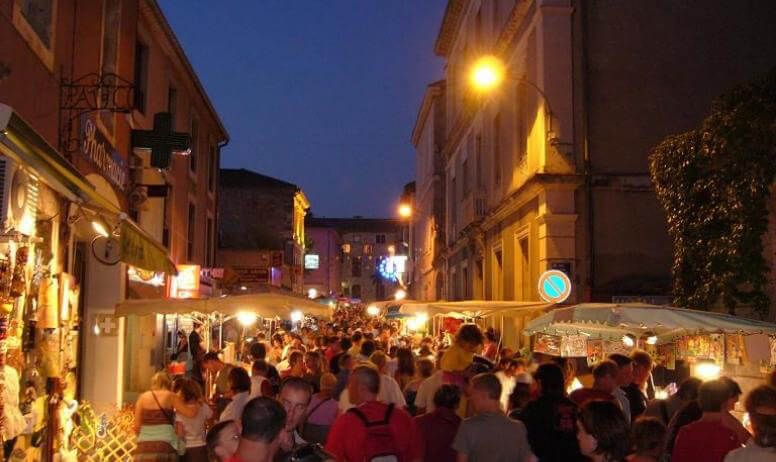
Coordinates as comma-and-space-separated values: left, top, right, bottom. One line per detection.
202, 352, 236, 413
206, 420, 240, 462
302, 351, 323, 394
577, 400, 630, 462
249, 360, 273, 399
134, 371, 199, 460
482, 328, 499, 361
281, 351, 305, 379
325, 365, 422, 462
338, 351, 406, 412
219, 367, 252, 423
517, 363, 585, 461
494, 357, 518, 412
404, 357, 434, 416
173, 378, 213, 462
671, 379, 741, 462
441, 324, 484, 390
664, 400, 702, 456
277, 376, 314, 455
330, 338, 352, 375
627, 417, 666, 462
725, 385, 776, 461
569, 360, 619, 407
624, 351, 653, 420
720, 376, 752, 446
359, 339, 377, 362
249, 342, 281, 394
414, 350, 445, 414
269, 333, 284, 365
301, 373, 338, 444
608, 354, 634, 423
644, 377, 701, 425
508, 379, 534, 419
394, 347, 416, 391
348, 331, 364, 357
226, 397, 287, 462
333, 353, 353, 399
189, 322, 205, 386
172, 330, 189, 363
0, 342, 25, 459
453, 373, 534, 462
415, 384, 462, 462
554, 357, 583, 395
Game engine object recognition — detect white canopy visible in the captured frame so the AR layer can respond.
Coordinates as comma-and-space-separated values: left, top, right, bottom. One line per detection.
394, 300, 551, 318
524, 303, 776, 341
115, 292, 332, 319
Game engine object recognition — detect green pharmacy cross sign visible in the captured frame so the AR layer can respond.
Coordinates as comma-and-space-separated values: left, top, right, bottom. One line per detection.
131, 112, 191, 169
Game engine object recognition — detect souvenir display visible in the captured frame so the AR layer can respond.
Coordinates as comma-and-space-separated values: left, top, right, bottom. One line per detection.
9, 246, 28, 297
770, 336, 776, 367
656, 343, 676, 370
533, 333, 561, 356
726, 334, 746, 365
560, 335, 587, 357
587, 340, 603, 367
709, 334, 724, 364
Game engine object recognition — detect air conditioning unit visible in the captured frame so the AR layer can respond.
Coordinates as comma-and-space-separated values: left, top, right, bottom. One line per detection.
0, 157, 39, 234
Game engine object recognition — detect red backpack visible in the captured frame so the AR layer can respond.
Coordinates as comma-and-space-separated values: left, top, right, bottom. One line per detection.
347, 403, 400, 462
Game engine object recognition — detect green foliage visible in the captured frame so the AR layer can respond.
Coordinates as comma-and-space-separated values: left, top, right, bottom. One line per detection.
649, 69, 776, 315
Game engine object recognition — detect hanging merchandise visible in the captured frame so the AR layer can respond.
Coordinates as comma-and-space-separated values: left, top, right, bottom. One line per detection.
560, 335, 587, 357
0, 255, 11, 298
9, 246, 28, 298
533, 333, 561, 356
726, 334, 746, 365
587, 340, 603, 367
656, 343, 676, 370
36, 276, 59, 329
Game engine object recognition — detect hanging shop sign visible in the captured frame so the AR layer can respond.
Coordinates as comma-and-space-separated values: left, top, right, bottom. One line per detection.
170, 264, 201, 299
91, 235, 121, 265
80, 116, 128, 192
538, 270, 572, 304
304, 254, 319, 270
232, 266, 270, 283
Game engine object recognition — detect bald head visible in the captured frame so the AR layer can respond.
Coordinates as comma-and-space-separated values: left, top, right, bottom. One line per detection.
348, 365, 381, 405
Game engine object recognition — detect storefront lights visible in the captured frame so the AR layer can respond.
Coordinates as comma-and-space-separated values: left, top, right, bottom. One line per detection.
645, 332, 658, 345
236, 311, 258, 327
394, 289, 407, 301
366, 305, 380, 317
92, 220, 110, 238
622, 334, 636, 347
694, 358, 721, 381
307, 288, 318, 299
290, 310, 303, 323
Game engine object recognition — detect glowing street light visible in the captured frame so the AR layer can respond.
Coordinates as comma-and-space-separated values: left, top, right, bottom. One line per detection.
398, 203, 412, 219
290, 310, 304, 323
307, 288, 318, 299
470, 55, 505, 92
236, 311, 258, 327
366, 305, 380, 317
394, 289, 407, 301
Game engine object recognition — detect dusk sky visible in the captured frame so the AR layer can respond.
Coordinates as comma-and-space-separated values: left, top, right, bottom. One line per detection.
160, 0, 447, 218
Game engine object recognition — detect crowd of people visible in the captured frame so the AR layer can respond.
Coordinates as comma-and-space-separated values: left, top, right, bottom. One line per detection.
131, 306, 776, 462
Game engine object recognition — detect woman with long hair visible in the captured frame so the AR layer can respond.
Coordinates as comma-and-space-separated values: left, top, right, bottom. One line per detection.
172, 378, 212, 462
577, 400, 631, 462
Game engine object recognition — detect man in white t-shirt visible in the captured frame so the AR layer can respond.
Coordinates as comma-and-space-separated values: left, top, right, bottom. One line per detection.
414, 370, 444, 414
338, 352, 406, 412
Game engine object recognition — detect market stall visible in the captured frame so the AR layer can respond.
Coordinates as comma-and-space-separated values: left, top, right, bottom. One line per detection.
524, 303, 776, 395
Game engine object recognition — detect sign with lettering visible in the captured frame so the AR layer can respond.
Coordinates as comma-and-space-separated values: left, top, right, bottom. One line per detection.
233, 266, 270, 283
171, 264, 201, 299
80, 116, 128, 191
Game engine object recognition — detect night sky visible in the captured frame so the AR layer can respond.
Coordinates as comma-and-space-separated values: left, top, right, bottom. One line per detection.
159, 0, 446, 218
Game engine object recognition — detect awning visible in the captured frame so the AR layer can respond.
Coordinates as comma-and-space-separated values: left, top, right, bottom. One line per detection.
396, 300, 551, 318
115, 292, 332, 319
523, 303, 776, 341
0, 103, 176, 274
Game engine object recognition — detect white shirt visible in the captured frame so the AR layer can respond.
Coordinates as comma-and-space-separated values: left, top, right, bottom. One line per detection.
338, 374, 407, 412
219, 391, 251, 423
250, 375, 268, 399
725, 440, 776, 462
0, 365, 25, 440
414, 371, 443, 413
495, 371, 516, 412
176, 403, 213, 448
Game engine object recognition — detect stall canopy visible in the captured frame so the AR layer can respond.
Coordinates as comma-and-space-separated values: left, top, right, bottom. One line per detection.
524, 303, 776, 341
394, 300, 551, 319
115, 292, 331, 319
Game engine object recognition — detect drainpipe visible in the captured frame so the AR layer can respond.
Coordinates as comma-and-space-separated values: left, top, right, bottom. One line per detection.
214, 138, 229, 294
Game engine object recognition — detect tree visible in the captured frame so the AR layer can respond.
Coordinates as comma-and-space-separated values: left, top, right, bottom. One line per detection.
649, 68, 776, 315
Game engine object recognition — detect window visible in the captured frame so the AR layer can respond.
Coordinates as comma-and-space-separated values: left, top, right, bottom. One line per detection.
351, 284, 362, 299
450, 176, 457, 233
168, 86, 178, 130
351, 257, 362, 277
14, 0, 55, 62
189, 116, 198, 173
206, 217, 214, 266
476, 134, 483, 188
363, 244, 373, 255
208, 144, 217, 192
342, 243, 351, 254
99, 0, 121, 133
516, 85, 527, 163
493, 113, 501, 185
376, 234, 386, 244
187, 203, 196, 261
134, 42, 149, 113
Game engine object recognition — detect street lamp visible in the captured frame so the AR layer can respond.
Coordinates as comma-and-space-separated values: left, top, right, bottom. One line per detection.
398, 203, 412, 219
394, 288, 407, 301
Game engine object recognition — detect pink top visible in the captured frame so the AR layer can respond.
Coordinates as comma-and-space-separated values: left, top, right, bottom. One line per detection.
305, 395, 338, 426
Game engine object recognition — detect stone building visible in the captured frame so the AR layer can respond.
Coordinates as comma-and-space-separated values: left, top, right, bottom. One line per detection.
306, 217, 403, 302
303, 224, 342, 298
423, 0, 776, 304
217, 168, 309, 294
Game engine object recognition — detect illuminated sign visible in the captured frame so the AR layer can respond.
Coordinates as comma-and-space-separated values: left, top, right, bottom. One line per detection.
538, 270, 572, 304
304, 254, 320, 270
171, 264, 201, 299
378, 255, 407, 282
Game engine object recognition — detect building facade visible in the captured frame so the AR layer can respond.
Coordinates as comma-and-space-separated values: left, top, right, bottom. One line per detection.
303, 225, 342, 297
217, 168, 309, 295
1, 0, 226, 445
306, 217, 403, 302
425, 0, 776, 305
411, 80, 447, 301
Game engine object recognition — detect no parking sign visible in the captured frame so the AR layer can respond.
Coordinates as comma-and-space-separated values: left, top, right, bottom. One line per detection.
538, 270, 572, 303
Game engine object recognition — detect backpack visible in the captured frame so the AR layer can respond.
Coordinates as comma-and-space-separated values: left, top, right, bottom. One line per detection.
347, 403, 399, 462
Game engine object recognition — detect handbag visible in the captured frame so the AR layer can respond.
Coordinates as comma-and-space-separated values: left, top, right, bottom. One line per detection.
151, 391, 187, 456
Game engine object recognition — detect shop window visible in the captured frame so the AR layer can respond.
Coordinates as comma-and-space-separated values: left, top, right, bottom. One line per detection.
187, 203, 196, 261
134, 42, 149, 113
